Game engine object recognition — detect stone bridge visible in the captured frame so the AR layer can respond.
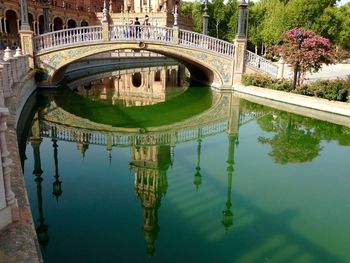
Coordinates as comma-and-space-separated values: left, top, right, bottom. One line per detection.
31, 25, 238, 88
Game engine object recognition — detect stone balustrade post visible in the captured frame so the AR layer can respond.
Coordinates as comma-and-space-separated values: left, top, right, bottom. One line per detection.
0, 108, 17, 208
102, 20, 110, 42
232, 38, 247, 83
14, 47, 22, 58
277, 57, 285, 79
3, 47, 13, 61
172, 26, 179, 45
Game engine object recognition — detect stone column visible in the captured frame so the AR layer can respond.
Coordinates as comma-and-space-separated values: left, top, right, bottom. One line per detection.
33, 21, 36, 34
0, 17, 3, 33
0, 108, 17, 208
232, 0, 248, 84
19, 30, 34, 68
277, 57, 285, 79
4, 18, 7, 33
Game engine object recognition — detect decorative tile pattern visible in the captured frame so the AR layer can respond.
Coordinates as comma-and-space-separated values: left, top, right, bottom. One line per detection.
36, 42, 234, 86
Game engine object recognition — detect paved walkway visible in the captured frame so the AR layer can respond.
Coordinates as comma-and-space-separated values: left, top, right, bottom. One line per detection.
284, 63, 350, 82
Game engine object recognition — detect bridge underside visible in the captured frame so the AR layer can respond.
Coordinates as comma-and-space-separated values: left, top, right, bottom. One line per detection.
35, 41, 234, 88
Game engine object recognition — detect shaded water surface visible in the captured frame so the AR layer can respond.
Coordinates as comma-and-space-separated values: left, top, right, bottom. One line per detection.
20, 67, 350, 263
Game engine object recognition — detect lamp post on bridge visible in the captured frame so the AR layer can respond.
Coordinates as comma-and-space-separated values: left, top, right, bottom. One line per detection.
292, 31, 303, 89
20, 0, 30, 31
202, 0, 209, 35
43, 0, 50, 33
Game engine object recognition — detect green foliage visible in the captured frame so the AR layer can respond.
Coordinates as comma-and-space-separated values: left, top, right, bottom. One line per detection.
295, 78, 350, 102
243, 73, 350, 102
241, 99, 350, 166
182, 0, 238, 41
181, 2, 203, 33
34, 66, 47, 82
247, 0, 350, 51
242, 73, 293, 91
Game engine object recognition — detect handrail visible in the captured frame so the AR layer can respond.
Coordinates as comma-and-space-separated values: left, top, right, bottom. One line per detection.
33, 26, 103, 52
245, 50, 278, 78
33, 25, 234, 58
179, 29, 234, 57
109, 25, 174, 43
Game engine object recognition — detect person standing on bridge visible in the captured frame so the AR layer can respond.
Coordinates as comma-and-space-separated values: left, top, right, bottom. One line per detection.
134, 17, 141, 38
143, 15, 151, 38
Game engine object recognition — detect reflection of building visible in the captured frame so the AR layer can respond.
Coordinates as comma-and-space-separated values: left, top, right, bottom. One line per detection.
129, 141, 172, 256
76, 64, 186, 107
1, 0, 192, 48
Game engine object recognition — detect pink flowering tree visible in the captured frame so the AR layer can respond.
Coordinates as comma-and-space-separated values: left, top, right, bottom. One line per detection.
273, 28, 336, 85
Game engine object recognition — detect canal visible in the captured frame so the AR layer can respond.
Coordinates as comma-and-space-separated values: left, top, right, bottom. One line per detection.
18, 63, 350, 262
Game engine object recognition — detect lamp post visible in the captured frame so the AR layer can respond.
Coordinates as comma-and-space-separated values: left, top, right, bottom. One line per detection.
292, 31, 303, 89
43, 0, 50, 33
202, 0, 209, 35
236, 0, 248, 39
20, 0, 31, 30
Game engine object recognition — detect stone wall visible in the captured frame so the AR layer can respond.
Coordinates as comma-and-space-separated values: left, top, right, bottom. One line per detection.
0, 48, 41, 262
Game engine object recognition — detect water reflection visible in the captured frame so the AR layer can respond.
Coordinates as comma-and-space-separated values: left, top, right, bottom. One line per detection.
30, 113, 49, 249
20, 83, 350, 261
72, 64, 187, 107
130, 143, 171, 256
241, 101, 350, 164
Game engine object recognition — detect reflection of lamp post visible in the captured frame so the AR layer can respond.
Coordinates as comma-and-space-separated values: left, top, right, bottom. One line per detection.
31, 139, 49, 249
52, 138, 63, 202
193, 128, 202, 191
221, 134, 238, 232
292, 31, 303, 89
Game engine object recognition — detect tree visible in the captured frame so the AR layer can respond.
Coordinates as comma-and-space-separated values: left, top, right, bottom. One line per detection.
259, 0, 287, 46
223, 0, 239, 41
212, 0, 225, 38
181, 2, 202, 33
274, 28, 336, 84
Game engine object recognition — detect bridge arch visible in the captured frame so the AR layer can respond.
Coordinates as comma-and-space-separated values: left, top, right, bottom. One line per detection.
38, 42, 230, 87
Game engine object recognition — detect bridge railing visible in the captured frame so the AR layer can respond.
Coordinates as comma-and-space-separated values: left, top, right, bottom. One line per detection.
245, 50, 278, 78
33, 25, 235, 58
179, 29, 234, 57
33, 26, 103, 52
109, 25, 174, 43
0, 52, 30, 101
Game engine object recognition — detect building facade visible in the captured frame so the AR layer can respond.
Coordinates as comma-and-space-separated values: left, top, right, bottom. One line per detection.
0, 0, 193, 49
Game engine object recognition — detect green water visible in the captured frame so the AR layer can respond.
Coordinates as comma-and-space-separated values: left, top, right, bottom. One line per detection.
20, 83, 350, 262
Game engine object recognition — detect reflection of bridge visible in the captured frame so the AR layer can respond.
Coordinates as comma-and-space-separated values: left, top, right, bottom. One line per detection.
36, 94, 268, 147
